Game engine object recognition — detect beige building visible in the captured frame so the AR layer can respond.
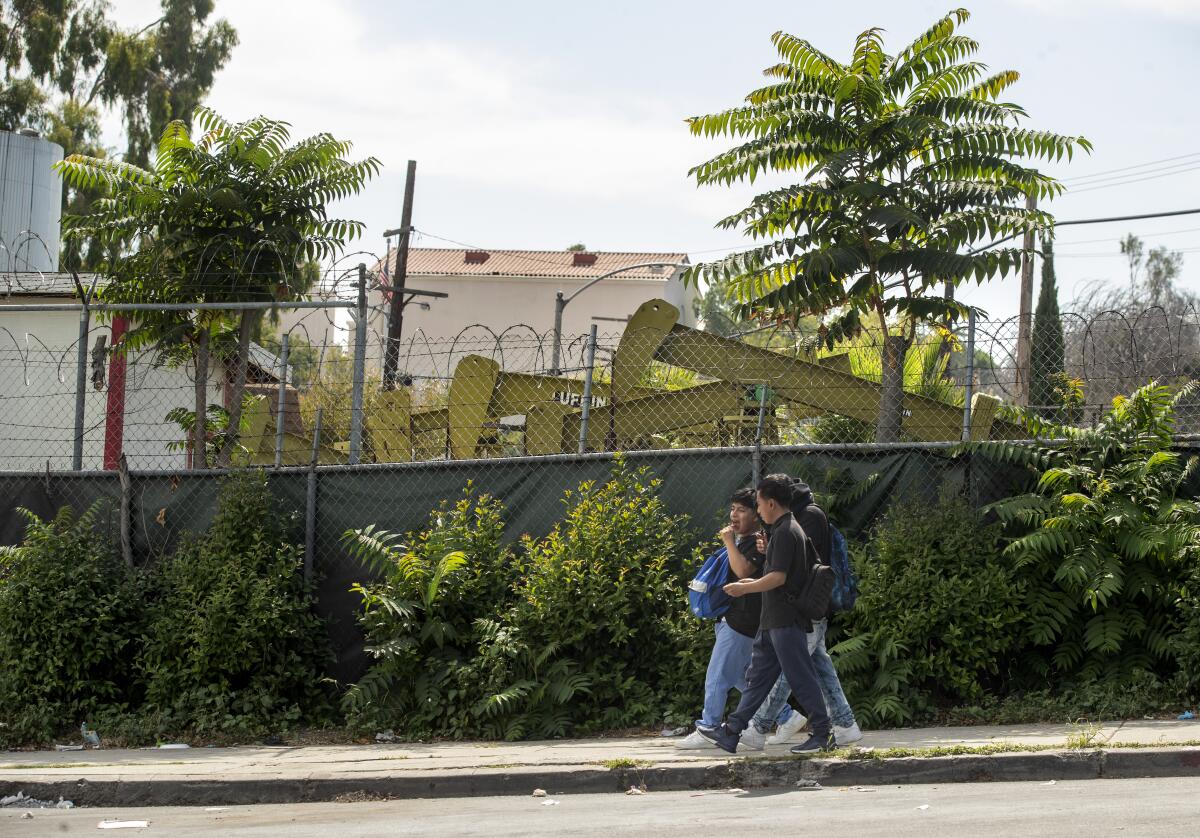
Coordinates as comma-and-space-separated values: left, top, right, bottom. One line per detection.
354, 248, 696, 379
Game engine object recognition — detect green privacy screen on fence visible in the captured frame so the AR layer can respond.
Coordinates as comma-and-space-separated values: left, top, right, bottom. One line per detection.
0, 444, 1026, 680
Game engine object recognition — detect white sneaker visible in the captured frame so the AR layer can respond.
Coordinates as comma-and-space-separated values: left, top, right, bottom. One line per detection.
738, 726, 767, 751
834, 722, 863, 745
675, 730, 717, 749
766, 712, 808, 746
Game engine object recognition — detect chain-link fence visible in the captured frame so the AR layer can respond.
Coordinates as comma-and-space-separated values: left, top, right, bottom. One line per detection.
5, 266, 1200, 675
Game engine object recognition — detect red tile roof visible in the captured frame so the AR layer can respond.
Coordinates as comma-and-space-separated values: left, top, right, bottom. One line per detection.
380, 248, 689, 280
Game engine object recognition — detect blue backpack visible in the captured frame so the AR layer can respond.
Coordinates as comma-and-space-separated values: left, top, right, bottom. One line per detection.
688, 547, 732, 620
827, 524, 858, 613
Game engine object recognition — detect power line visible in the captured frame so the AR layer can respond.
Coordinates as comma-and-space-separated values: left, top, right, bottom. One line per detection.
1059, 151, 1200, 183
1066, 165, 1200, 195
1055, 225, 1200, 247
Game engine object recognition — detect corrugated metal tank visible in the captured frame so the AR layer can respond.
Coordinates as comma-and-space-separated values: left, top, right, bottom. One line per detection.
0, 129, 64, 272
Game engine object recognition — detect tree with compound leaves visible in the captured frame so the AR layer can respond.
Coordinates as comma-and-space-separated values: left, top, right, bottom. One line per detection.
684, 8, 1090, 441
57, 108, 379, 467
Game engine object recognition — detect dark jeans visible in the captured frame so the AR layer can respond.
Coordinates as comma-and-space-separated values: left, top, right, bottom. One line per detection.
724, 624, 831, 739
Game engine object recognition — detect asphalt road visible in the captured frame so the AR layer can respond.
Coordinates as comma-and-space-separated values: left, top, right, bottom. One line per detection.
4, 777, 1198, 836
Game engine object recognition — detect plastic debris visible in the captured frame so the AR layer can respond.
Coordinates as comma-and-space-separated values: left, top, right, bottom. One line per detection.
375, 730, 397, 743
1178, 711, 1195, 721
849, 786, 876, 793
1042, 780, 1057, 786
660, 726, 688, 737
540, 800, 559, 806
532, 788, 548, 797
0, 792, 74, 809
727, 788, 746, 794
626, 786, 646, 795
55, 744, 84, 751
794, 779, 823, 790
98, 821, 150, 829
155, 743, 190, 749
81, 722, 101, 748
916, 804, 930, 811
21, 812, 33, 819
204, 807, 231, 812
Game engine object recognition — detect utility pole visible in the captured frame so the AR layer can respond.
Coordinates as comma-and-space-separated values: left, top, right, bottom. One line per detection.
382, 159, 417, 391
1015, 192, 1037, 405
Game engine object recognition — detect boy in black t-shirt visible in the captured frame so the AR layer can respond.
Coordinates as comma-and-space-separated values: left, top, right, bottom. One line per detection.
676, 488, 796, 749
697, 474, 834, 754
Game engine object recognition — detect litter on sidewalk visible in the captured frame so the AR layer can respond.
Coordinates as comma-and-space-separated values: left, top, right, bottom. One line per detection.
0, 792, 74, 809
98, 820, 150, 829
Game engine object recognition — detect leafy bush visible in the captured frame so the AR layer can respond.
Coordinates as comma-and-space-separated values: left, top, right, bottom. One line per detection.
0, 505, 143, 746
138, 471, 333, 737
341, 488, 523, 737
834, 494, 1024, 727
500, 461, 699, 734
943, 671, 1183, 726
345, 462, 707, 739
978, 381, 1200, 682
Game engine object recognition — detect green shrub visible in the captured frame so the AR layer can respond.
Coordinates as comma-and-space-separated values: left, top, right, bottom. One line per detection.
979, 381, 1200, 682
502, 460, 699, 734
0, 505, 143, 747
344, 462, 707, 740
138, 471, 333, 737
341, 488, 523, 737
1176, 564, 1200, 699
834, 494, 1024, 727
943, 670, 1182, 725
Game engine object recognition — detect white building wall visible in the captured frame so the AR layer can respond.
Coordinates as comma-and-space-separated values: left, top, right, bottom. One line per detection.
352, 270, 699, 379
0, 302, 223, 471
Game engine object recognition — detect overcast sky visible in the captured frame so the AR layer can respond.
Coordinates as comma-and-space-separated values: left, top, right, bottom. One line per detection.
108, 0, 1200, 324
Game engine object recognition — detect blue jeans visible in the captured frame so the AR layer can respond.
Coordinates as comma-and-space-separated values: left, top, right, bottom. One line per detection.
697, 620, 793, 728
750, 618, 856, 731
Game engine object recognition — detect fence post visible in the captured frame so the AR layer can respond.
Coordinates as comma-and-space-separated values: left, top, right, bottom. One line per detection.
577, 324, 597, 454
305, 407, 323, 583
274, 333, 289, 468
962, 309, 976, 442
349, 265, 368, 464
72, 297, 90, 470
751, 383, 769, 486
116, 453, 133, 567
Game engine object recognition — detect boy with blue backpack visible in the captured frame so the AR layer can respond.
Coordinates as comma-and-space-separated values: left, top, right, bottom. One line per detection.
677, 487, 797, 749
696, 474, 836, 754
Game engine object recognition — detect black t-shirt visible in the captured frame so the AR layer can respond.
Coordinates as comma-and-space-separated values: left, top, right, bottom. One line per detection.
760, 512, 815, 631
795, 503, 830, 566
724, 533, 766, 638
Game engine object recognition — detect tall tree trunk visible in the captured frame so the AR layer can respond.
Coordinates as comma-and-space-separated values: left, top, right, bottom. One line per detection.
875, 334, 910, 443
192, 328, 210, 470
216, 312, 253, 468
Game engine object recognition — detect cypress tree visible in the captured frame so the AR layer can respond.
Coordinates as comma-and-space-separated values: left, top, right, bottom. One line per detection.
1030, 238, 1065, 417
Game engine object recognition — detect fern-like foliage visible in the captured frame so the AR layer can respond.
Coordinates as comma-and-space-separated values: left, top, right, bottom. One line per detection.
975, 381, 1200, 678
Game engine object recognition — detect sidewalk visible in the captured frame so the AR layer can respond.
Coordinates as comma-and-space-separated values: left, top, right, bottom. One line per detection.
3, 719, 1200, 806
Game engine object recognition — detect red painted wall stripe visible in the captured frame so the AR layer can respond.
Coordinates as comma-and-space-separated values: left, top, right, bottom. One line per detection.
102, 317, 128, 470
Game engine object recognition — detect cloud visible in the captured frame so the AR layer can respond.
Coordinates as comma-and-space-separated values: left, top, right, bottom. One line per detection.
189, 0, 726, 215
1006, 0, 1200, 21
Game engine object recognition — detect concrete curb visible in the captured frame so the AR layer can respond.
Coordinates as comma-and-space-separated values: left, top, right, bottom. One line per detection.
3, 746, 1199, 806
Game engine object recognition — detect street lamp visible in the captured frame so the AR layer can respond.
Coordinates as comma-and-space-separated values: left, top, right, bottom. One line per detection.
550, 261, 687, 374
